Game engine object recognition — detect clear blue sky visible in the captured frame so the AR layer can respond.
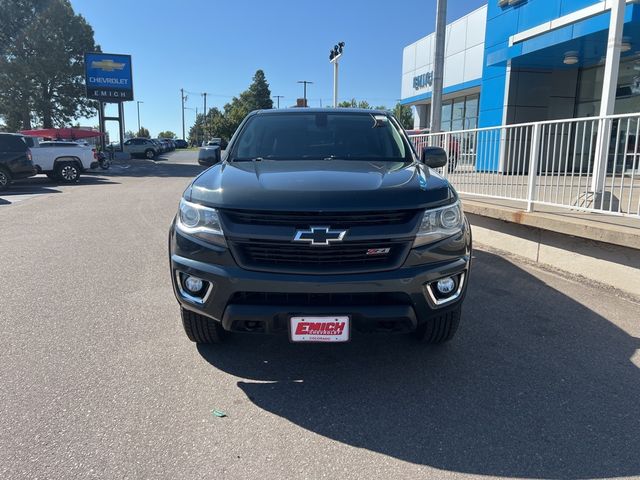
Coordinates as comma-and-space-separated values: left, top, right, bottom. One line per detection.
72, 0, 486, 140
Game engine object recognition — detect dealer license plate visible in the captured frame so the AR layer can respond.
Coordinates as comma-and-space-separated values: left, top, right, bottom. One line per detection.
289, 316, 350, 343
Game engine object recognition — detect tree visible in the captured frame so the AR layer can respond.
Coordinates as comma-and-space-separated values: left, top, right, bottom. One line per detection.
0, 0, 100, 129
124, 130, 136, 139
157, 131, 176, 139
203, 70, 274, 142
136, 127, 150, 138
188, 113, 205, 146
393, 103, 414, 130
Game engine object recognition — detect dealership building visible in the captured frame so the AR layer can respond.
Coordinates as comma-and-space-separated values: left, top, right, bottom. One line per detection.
401, 0, 640, 131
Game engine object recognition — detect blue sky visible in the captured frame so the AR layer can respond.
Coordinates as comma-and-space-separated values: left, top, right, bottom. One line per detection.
72, 0, 486, 139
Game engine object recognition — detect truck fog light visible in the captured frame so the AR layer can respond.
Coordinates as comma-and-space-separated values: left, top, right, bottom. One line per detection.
436, 277, 456, 294
184, 275, 204, 293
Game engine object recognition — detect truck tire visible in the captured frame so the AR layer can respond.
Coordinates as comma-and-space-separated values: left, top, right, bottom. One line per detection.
181, 308, 225, 344
145, 149, 156, 159
55, 161, 80, 183
415, 305, 461, 344
0, 168, 11, 191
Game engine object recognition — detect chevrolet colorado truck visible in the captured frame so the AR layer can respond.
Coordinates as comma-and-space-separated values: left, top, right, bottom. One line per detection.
169, 109, 472, 345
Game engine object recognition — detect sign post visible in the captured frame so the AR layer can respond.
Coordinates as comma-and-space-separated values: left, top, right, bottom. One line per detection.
84, 52, 134, 152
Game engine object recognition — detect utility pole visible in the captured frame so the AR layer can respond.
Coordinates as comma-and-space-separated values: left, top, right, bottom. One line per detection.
329, 42, 345, 108
180, 88, 186, 140
136, 101, 143, 132
297, 80, 313, 107
202, 92, 208, 140
430, 0, 447, 133
273, 95, 284, 108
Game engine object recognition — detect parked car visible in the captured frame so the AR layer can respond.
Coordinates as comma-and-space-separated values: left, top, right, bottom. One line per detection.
30, 140, 99, 182
174, 139, 188, 149
169, 109, 472, 345
203, 138, 228, 150
123, 138, 158, 159
0, 133, 36, 191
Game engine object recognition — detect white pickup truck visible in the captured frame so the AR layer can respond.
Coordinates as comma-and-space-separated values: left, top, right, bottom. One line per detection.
23, 137, 99, 182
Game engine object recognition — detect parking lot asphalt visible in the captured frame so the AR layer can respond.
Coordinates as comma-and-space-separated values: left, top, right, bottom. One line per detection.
1, 150, 639, 480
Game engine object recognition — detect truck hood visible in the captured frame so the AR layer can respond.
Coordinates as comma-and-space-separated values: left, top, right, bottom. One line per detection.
188, 159, 454, 211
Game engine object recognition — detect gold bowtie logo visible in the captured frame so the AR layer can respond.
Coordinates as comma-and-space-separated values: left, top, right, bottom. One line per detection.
91, 59, 125, 72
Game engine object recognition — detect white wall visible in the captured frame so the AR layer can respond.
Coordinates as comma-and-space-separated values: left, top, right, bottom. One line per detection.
401, 5, 487, 101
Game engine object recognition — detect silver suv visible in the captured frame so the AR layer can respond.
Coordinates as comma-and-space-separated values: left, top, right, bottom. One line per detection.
123, 138, 157, 159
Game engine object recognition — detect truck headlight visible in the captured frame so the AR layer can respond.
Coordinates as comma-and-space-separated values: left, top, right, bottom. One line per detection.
176, 198, 226, 246
413, 201, 464, 247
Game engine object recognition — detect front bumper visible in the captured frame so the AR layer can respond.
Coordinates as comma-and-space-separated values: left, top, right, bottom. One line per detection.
169, 221, 471, 335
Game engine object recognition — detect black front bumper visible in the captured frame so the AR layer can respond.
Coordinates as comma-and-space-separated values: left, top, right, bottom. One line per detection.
169, 222, 471, 335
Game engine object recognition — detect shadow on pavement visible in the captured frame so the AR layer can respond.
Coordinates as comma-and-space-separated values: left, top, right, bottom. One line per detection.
100, 161, 206, 179
198, 250, 640, 479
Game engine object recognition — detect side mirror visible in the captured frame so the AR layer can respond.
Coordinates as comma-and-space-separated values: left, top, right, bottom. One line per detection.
421, 146, 448, 168
197, 145, 221, 166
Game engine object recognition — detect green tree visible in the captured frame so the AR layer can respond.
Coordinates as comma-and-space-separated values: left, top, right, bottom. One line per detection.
157, 130, 176, 139
0, 0, 100, 129
124, 130, 136, 139
188, 113, 205, 146
393, 103, 414, 130
211, 70, 274, 142
136, 127, 150, 138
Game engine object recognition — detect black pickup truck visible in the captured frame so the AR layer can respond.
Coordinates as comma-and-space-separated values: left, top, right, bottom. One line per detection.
0, 133, 37, 191
169, 109, 472, 345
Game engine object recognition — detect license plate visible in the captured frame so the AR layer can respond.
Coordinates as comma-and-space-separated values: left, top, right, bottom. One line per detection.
289, 316, 350, 343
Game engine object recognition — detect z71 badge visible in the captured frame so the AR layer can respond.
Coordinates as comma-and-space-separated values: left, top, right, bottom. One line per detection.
366, 248, 391, 256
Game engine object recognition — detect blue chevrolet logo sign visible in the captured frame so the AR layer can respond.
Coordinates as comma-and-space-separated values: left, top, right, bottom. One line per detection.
85, 52, 134, 102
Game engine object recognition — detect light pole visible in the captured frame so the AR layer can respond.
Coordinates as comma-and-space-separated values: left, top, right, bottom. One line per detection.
297, 80, 313, 107
202, 92, 208, 140
136, 101, 143, 132
180, 88, 187, 140
329, 42, 345, 108
430, 0, 447, 133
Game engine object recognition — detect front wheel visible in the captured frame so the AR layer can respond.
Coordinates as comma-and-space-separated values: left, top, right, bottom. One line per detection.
0, 169, 11, 191
145, 149, 156, 159
55, 162, 80, 183
181, 308, 225, 344
415, 305, 461, 344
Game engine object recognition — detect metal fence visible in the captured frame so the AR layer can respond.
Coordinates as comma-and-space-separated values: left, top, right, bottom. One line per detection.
408, 113, 640, 217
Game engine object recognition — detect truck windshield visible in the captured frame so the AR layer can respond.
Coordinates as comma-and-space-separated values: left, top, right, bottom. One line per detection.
232, 112, 409, 161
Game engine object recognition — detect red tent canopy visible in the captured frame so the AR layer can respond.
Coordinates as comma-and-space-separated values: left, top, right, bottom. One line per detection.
19, 128, 104, 140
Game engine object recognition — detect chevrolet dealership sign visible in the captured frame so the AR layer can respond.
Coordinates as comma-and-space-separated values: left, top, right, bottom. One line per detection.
84, 52, 134, 102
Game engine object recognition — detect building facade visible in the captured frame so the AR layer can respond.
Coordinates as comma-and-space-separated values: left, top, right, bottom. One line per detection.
401, 0, 640, 131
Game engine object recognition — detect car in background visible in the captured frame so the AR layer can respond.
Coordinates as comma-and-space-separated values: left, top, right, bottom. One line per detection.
0, 133, 36, 191
202, 138, 228, 150
31, 140, 99, 182
174, 139, 188, 149
123, 138, 158, 159
151, 139, 166, 154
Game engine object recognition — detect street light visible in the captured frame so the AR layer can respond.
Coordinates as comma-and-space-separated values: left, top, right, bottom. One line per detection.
136, 101, 144, 132
329, 42, 345, 108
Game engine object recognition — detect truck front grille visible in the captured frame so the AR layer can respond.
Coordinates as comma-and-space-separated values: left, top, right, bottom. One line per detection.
228, 239, 411, 274
221, 209, 419, 228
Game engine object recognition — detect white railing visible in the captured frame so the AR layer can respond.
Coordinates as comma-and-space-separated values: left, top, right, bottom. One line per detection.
408, 113, 640, 217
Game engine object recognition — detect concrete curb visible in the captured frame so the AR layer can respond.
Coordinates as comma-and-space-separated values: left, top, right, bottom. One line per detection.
462, 199, 640, 250
467, 212, 640, 298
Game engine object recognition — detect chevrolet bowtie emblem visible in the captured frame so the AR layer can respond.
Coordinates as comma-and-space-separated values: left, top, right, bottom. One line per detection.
294, 226, 347, 246
91, 59, 126, 72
